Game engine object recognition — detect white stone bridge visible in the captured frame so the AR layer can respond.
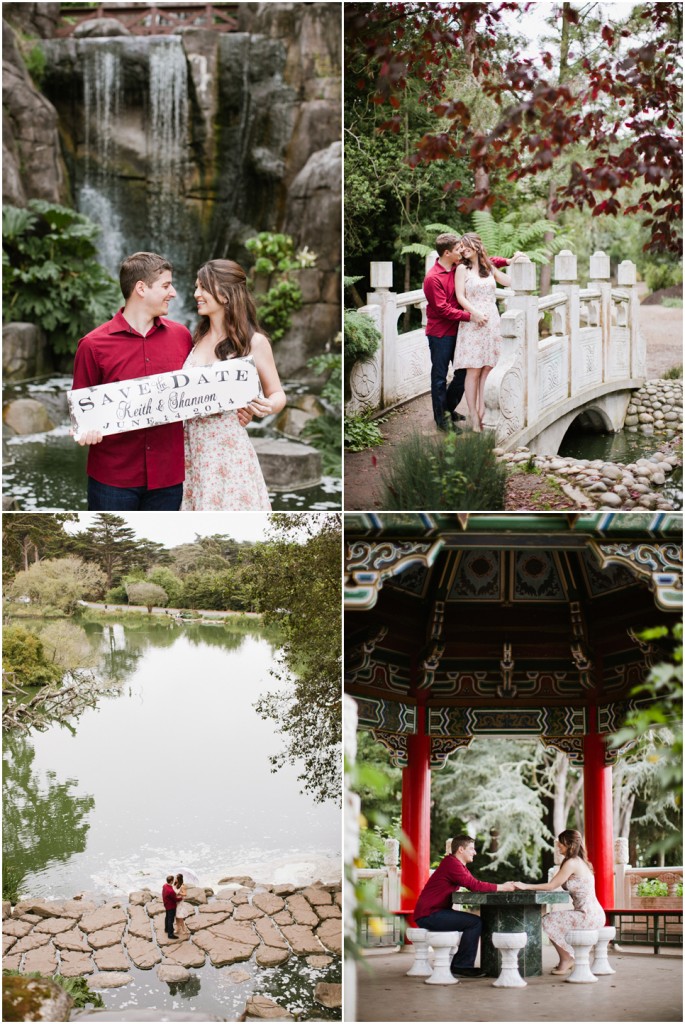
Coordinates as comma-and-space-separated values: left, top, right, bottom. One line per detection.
347, 251, 646, 454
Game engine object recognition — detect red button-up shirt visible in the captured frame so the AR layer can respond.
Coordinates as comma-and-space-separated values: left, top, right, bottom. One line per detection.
72, 310, 192, 489
414, 855, 497, 919
423, 256, 509, 338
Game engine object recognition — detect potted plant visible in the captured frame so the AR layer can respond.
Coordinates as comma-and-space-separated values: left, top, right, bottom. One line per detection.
632, 875, 683, 910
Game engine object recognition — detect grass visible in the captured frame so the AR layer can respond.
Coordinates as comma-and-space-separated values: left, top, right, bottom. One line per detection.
663, 364, 683, 379
661, 297, 683, 308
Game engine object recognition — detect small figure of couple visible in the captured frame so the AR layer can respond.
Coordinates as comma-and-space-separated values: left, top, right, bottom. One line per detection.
161, 872, 190, 939
423, 232, 523, 433
73, 251, 286, 511
414, 829, 604, 978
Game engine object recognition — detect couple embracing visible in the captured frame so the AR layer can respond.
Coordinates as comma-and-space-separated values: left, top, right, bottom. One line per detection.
423, 233, 523, 433
73, 251, 286, 511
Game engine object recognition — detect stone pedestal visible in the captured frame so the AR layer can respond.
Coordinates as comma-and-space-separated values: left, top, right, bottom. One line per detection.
405, 927, 431, 977
424, 931, 459, 985
592, 926, 616, 975
491, 932, 527, 988
566, 929, 598, 983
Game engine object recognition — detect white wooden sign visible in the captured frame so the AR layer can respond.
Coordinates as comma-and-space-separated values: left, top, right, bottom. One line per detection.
68, 357, 262, 440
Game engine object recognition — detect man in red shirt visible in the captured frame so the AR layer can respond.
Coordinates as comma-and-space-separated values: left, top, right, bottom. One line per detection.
414, 834, 515, 978
162, 874, 180, 938
423, 234, 511, 431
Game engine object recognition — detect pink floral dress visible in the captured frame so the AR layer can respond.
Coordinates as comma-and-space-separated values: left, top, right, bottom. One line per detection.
542, 873, 605, 956
180, 351, 271, 511
455, 268, 502, 369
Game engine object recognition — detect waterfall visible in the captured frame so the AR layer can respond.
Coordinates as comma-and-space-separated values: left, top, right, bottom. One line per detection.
83, 46, 121, 179
148, 39, 189, 191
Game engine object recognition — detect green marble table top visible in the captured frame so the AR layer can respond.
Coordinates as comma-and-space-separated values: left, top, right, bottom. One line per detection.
453, 891, 571, 905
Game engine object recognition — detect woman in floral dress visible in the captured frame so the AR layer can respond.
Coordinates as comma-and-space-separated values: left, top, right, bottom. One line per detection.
454, 233, 510, 431
514, 829, 606, 974
181, 259, 286, 510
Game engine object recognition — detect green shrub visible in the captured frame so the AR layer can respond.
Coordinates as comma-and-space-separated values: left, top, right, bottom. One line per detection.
24, 44, 46, 85
676, 881, 683, 898
2, 200, 120, 356
104, 585, 128, 604
661, 297, 683, 308
2, 863, 24, 904
642, 261, 683, 293
381, 430, 506, 510
2, 625, 63, 687
663, 364, 683, 379
344, 308, 381, 364
344, 412, 386, 451
300, 344, 342, 478
635, 878, 669, 898
245, 232, 317, 342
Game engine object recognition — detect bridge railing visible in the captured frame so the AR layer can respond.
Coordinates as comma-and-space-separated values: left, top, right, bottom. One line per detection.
347, 250, 646, 449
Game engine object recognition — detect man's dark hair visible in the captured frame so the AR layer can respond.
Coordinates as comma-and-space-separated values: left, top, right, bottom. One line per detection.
119, 252, 173, 300
435, 233, 460, 257
166, 874, 174, 883
451, 835, 475, 855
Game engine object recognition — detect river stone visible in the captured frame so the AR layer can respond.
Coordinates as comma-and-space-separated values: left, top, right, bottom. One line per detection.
255, 944, 290, 967
24, 942, 58, 974
2, 976, 73, 1023
208, 919, 260, 949
273, 911, 294, 926
218, 875, 255, 888
94, 945, 131, 971
301, 886, 332, 906
187, 912, 229, 933
199, 900, 234, 915
225, 967, 251, 983
252, 892, 285, 916
128, 904, 154, 939
280, 924, 324, 955
12, 930, 52, 954
315, 904, 342, 920
13, 898, 63, 919
53, 927, 91, 952
89, 972, 132, 989
184, 886, 208, 905
3, 917, 34, 937
3, 398, 56, 435
307, 954, 333, 968
162, 940, 206, 968
2, 901, 11, 920
88, 923, 126, 948
286, 895, 318, 927
59, 950, 95, 977
129, 890, 154, 906
193, 933, 254, 966
35, 916, 77, 935
157, 963, 191, 983
126, 935, 163, 970
3, 934, 16, 954
272, 884, 298, 897
244, 995, 294, 1020
598, 492, 622, 508
316, 918, 342, 955
73, 17, 132, 37
314, 982, 342, 1008
651, 471, 667, 485
234, 904, 264, 921
80, 904, 127, 934
254, 918, 288, 949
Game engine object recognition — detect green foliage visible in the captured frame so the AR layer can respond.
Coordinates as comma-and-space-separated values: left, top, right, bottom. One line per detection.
53, 975, 104, 1009
125, 581, 169, 613
635, 878, 669, 898
402, 211, 574, 266
661, 298, 683, 309
2, 626, 63, 688
676, 881, 683, 898
2, 863, 24, 903
7, 557, 106, 614
344, 308, 381, 364
245, 232, 317, 342
344, 412, 385, 451
663, 364, 683, 379
642, 261, 683, 293
146, 567, 184, 607
381, 430, 506, 510
301, 414, 342, 477
308, 343, 343, 406
2, 200, 120, 356
24, 44, 46, 86
104, 585, 128, 604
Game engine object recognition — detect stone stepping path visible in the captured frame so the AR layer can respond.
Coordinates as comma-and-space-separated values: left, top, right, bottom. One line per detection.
2, 880, 342, 993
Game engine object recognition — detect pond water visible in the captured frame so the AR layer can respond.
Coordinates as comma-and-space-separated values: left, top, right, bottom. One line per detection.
2, 378, 342, 512
558, 425, 682, 508
3, 616, 341, 1018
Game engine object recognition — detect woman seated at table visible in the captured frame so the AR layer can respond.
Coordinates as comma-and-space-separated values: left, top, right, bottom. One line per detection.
514, 828, 605, 975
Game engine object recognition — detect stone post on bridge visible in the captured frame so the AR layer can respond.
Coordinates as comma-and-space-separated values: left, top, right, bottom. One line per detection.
589, 250, 612, 382
506, 257, 538, 426
367, 262, 398, 407
617, 259, 644, 379
554, 250, 580, 396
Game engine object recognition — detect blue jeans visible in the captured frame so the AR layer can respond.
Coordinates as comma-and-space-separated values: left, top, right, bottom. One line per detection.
427, 334, 466, 427
88, 477, 183, 511
415, 908, 483, 968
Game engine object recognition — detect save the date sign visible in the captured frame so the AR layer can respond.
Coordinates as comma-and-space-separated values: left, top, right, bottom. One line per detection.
68, 358, 261, 440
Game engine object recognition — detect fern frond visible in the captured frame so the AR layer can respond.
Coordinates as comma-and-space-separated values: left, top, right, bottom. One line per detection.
401, 243, 432, 258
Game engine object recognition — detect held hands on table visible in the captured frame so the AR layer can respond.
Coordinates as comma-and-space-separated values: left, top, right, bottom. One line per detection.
73, 406, 255, 446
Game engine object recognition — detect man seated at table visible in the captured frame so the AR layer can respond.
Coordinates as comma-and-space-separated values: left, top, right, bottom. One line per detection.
414, 834, 515, 978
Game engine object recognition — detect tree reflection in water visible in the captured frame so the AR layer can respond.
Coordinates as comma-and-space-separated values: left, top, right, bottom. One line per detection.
2, 731, 95, 894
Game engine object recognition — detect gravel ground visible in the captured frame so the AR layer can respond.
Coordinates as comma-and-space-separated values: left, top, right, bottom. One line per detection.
344, 303, 682, 511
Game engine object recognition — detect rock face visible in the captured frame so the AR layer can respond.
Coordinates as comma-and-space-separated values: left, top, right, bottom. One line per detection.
2, 974, 73, 1022
3, 398, 56, 435
2, 323, 49, 381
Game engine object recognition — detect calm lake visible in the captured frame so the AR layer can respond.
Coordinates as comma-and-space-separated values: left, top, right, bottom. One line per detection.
3, 615, 341, 1018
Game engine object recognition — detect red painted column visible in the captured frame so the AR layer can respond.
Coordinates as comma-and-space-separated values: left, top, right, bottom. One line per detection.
400, 700, 431, 913
583, 705, 614, 909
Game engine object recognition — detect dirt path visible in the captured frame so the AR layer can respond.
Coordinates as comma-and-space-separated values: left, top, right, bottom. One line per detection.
344, 304, 682, 511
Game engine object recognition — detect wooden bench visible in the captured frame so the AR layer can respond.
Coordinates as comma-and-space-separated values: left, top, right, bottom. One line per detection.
606, 909, 683, 955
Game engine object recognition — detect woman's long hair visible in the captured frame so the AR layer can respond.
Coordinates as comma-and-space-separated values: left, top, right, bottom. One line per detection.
174, 873, 184, 888
558, 829, 593, 871
460, 232, 493, 278
192, 259, 267, 360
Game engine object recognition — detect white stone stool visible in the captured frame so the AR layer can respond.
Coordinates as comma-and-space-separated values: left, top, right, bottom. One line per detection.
405, 927, 432, 977
565, 929, 598, 983
491, 932, 527, 988
424, 931, 459, 985
592, 925, 616, 975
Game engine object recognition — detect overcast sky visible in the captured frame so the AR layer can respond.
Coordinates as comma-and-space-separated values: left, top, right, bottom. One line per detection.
66, 512, 272, 548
